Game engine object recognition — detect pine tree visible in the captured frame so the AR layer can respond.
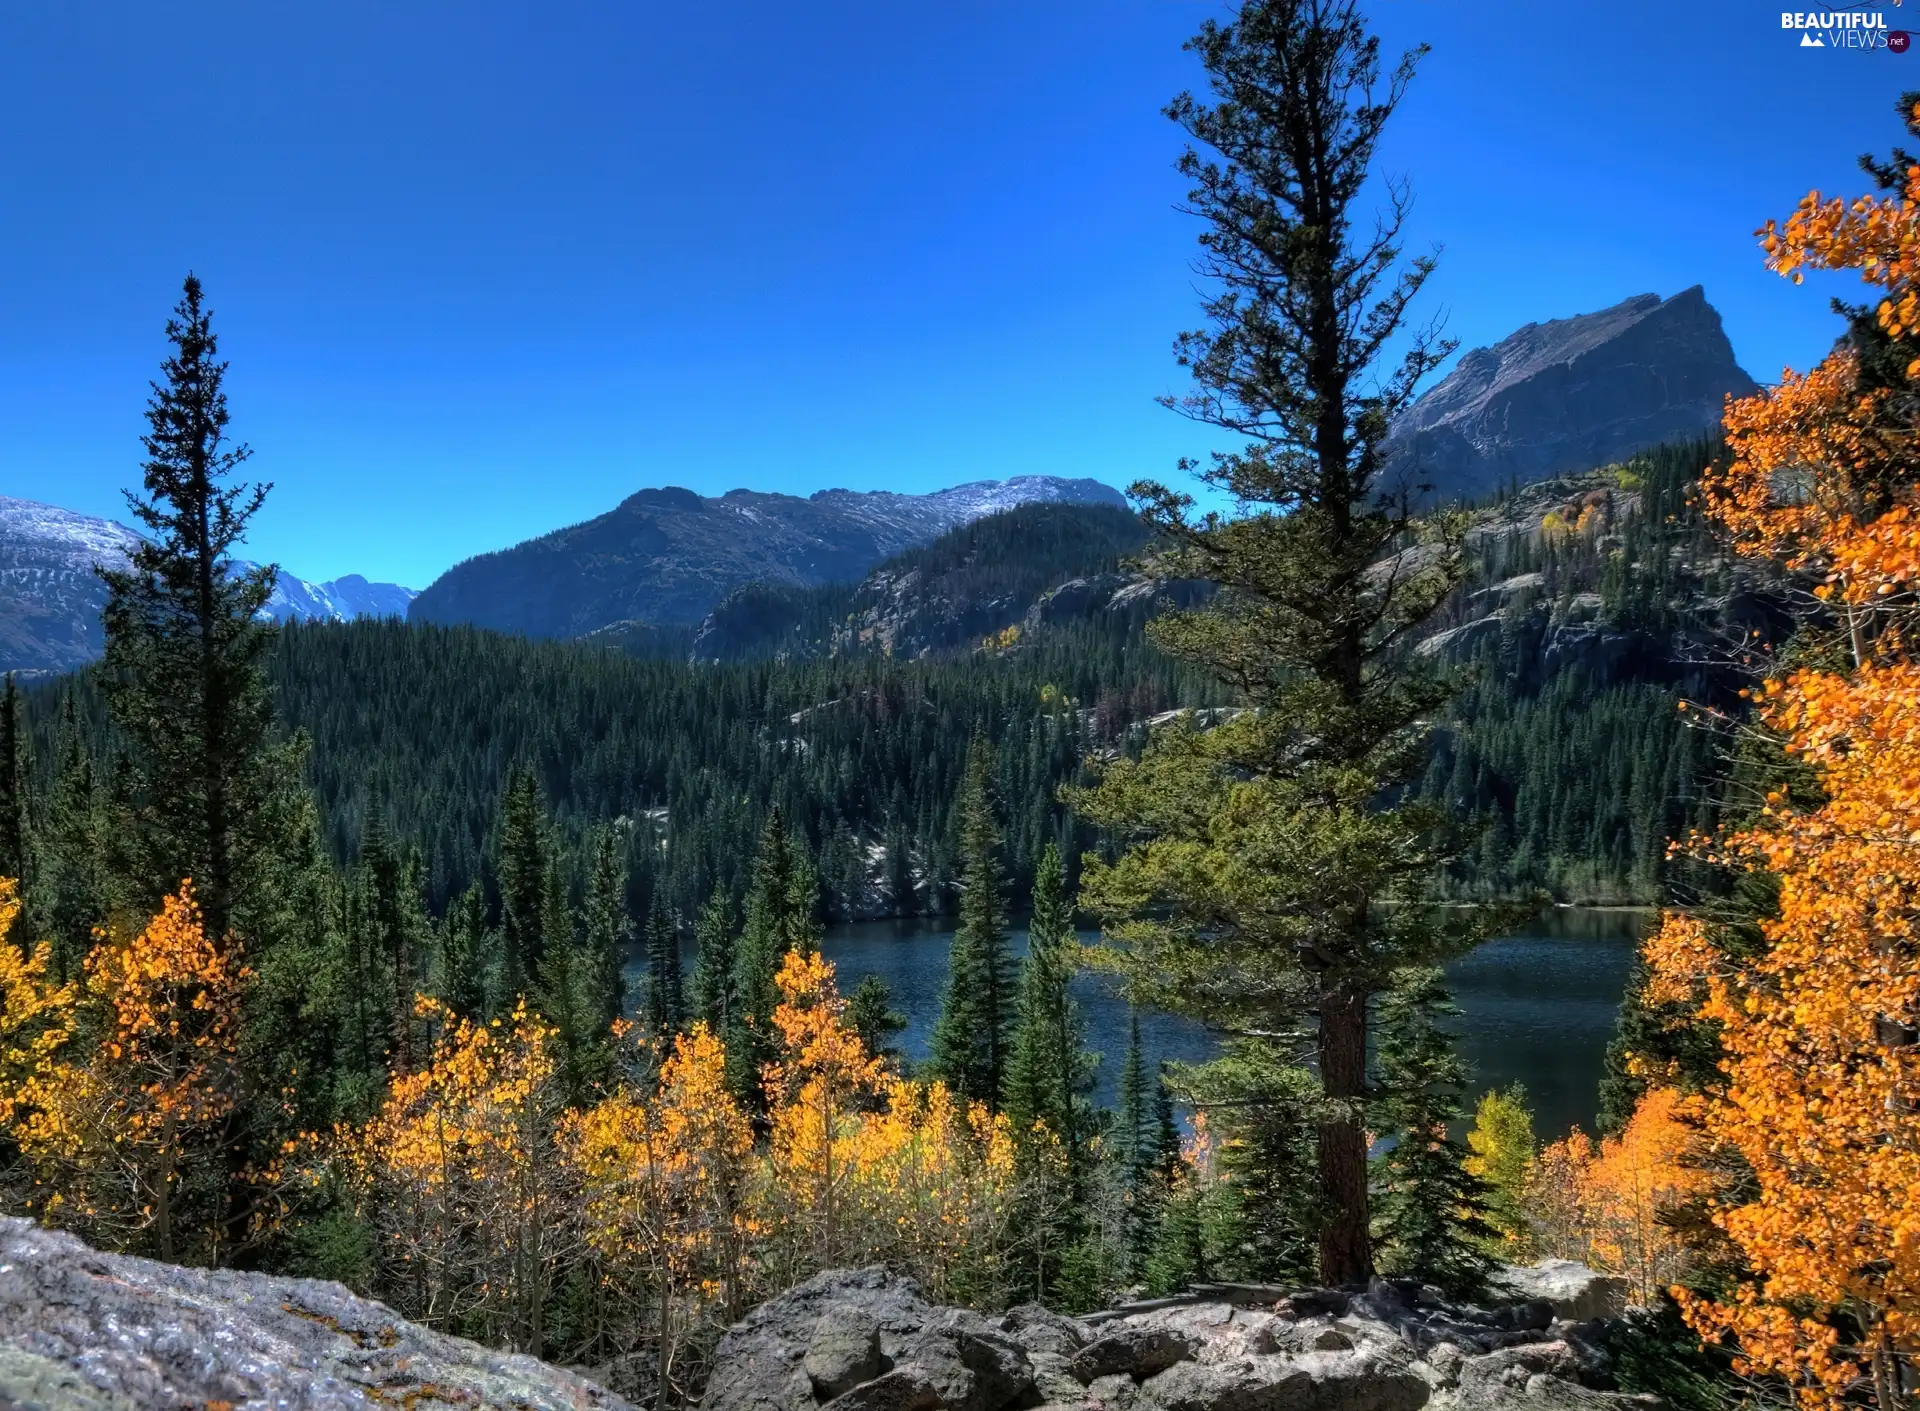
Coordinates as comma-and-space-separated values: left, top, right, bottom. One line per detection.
928, 737, 1014, 1104
1112, 1012, 1162, 1276
1003, 842, 1094, 1177
583, 826, 630, 1031
435, 879, 491, 1020
36, 690, 108, 981
643, 892, 683, 1038
1072, 1, 1501, 1283
0, 675, 30, 913
691, 883, 736, 1035
1370, 967, 1496, 1296
496, 764, 548, 999
732, 810, 799, 1102
97, 274, 293, 948
846, 974, 907, 1066
537, 852, 602, 1101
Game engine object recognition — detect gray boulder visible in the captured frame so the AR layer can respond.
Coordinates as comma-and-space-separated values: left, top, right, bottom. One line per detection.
1071, 1327, 1200, 1383
1491, 1264, 1630, 1323
810, 1313, 887, 1400
0, 1216, 634, 1410
705, 1269, 1036, 1411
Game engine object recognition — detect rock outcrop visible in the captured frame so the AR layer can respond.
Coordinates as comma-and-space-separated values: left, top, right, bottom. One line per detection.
0, 1216, 634, 1410
1388, 288, 1758, 504
700, 1266, 1653, 1411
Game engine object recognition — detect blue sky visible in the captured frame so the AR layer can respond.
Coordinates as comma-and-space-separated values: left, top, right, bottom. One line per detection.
1, 1, 1912, 588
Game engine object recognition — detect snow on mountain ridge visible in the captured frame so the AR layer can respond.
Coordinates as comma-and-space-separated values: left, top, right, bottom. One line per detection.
0, 494, 415, 673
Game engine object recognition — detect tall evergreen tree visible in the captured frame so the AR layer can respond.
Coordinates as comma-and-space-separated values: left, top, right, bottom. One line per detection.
1113, 1012, 1161, 1273
1004, 843, 1095, 1176
1370, 967, 1496, 1296
691, 882, 736, 1036
928, 737, 1014, 1104
434, 879, 491, 1020
37, 690, 108, 980
1073, 1, 1502, 1282
496, 763, 548, 998
731, 809, 800, 1102
847, 974, 907, 1066
536, 851, 603, 1101
0, 674, 30, 908
97, 274, 291, 947
583, 826, 630, 1031
643, 892, 684, 1038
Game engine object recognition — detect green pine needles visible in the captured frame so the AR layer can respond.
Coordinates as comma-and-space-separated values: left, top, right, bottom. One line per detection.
927, 736, 1015, 1105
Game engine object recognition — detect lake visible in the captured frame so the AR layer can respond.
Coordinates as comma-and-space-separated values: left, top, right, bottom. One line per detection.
635, 906, 1650, 1143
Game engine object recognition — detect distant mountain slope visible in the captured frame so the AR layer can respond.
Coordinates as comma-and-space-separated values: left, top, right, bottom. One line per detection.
0, 495, 415, 676
687, 501, 1159, 661
1387, 287, 1758, 503
407, 476, 1130, 638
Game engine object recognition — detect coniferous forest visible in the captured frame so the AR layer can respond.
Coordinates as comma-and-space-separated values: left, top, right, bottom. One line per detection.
3, 2, 1917, 1408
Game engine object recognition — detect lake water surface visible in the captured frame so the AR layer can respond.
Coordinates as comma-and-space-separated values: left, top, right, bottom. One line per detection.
635, 906, 1649, 1143
813, 907, 1649, 1141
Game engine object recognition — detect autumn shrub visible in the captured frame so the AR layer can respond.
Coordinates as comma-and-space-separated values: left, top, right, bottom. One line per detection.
1528, 1087, 1706, 1307
6, 883, 256, 1267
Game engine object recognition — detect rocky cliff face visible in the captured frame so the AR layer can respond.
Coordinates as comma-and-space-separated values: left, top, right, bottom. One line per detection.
701, 1264, 1654, 1411
1388, 288, 1758, 504
410, 478, 1130, 640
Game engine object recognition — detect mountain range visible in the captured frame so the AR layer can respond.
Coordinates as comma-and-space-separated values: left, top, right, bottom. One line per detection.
1, 287, 1761, 673
0, 495, 416, 676
406, 476, 1130, 639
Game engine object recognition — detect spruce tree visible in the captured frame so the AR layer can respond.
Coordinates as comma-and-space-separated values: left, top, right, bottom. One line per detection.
1113, 1012, 1160, 1275
1072, 1, 1502, 1282
847, 974, 907, 1065
537, 852, 603, 1101
0, 674, 30, 911
691, 882, 736, 1035
1003, 841, 1094, 1175
435, 879, 491, 1020
98, 274, 291, 947
644, 892, 684, 1038
1371, 967, 1496, 1296
583, 826, 631, 1031
496, 763, 548, 998
731, 810, 799, 1102
928, 737, 1013, 1104
37, 690, 108, 980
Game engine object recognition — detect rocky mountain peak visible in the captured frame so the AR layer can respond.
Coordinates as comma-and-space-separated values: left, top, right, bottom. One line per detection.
1388, 287, 1758, 503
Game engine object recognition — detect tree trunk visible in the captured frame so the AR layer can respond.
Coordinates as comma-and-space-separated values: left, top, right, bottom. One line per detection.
1316, 983, 1372, 1284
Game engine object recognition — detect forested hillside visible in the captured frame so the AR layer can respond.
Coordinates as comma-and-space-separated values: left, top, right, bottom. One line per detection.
1413, 439, 1755, 901
24, 443, 1745, 916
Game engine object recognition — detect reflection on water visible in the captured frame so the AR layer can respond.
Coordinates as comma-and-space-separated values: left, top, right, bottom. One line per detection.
633, 906, 1648, 1141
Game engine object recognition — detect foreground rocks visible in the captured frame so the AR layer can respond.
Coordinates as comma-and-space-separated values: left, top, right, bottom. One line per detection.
702, 1266, 1653, 1411
0, 1216, 633, 1410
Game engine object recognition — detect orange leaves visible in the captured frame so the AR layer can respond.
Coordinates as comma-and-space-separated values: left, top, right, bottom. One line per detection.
0, 877, 79, 1134
4, 883, 252, 1265
1761, 167, 1920, 359
1530, 1089, 1706, 1307
1643, 171, 1920, 1398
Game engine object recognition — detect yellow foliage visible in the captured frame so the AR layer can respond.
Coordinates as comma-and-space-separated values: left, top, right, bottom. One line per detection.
1528, 1089, 1706, 1307
9, 883, 252, 1266
342, 996, 573, 1351
0, 878, 79, 1134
